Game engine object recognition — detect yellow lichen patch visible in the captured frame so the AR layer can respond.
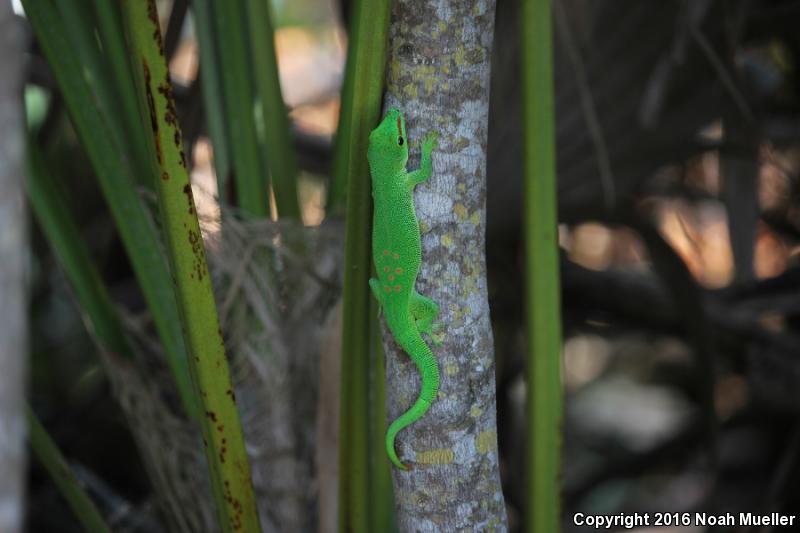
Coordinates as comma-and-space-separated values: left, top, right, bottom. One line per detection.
469, 211, 481, 225
453, 203, 468, 221
476, 430, 497, 454
454, 47, 465, 67
416, 448, 455, 465
457, 183, 466, 192
444, 363, 459, 376
404, 83, 418, 100
419, 220, 430, 233
389, 57, 402, 83
470, 405, 483, 417
441, 233, 453, 248
416, 65, 436, 95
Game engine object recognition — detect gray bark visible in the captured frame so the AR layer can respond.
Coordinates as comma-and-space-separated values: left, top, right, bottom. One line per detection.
0, 3, 28, 533
381, 0, 507, 530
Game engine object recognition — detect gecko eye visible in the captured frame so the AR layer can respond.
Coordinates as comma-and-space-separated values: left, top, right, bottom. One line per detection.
398, 137, 404, 146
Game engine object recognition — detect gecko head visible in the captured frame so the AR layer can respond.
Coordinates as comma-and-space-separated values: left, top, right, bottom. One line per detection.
367, 108, 408, 174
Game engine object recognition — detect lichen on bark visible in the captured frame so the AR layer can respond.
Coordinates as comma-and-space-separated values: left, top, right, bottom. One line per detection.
381, 0, 507, 530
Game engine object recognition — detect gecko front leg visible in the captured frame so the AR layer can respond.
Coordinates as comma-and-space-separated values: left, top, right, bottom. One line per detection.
405, 132, 438, 189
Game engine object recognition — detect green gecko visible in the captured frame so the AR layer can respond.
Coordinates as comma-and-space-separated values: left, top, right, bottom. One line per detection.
368, 108, 440, 470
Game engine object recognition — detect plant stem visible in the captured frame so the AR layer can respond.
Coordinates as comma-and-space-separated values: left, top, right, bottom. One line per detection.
192, 0, 231, 196
246, 0, 300, 219
334, 0, 392, 530
327, 0, 392, 212
521, 0, 563, 531
120, 2, 263, 531
90, 0, 153, 190
369, 300, 395, 532
214, 1, 270, 218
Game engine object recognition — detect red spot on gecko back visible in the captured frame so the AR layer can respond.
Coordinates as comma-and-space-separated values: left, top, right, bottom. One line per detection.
396, 115, 403, 136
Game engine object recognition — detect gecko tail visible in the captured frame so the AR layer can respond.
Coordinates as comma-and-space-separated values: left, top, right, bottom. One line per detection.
385, 397, 431, 470
385, 420, 410, 470
385, 329, 440, 470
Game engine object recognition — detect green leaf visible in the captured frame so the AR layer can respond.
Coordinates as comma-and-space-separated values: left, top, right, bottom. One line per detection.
23, 0, 196, 418
520, 0, 563, 531
192, 0, 232, 195
334, 0, 393, 531
120, 2, 264, 530
213, 1, 270, 218
246, 0, 300, 219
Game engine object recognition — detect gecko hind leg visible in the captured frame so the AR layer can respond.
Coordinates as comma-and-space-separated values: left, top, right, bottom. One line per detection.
411, 292, 441, 344
369, 278, 385, 303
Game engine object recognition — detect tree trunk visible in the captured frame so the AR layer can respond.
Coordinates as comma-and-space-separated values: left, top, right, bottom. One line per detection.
0, 4, 28, 533
381, 0, 507, 530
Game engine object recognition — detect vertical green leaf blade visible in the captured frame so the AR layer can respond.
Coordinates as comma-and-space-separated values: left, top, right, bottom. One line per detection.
520, 0, 563, 532
120, 2, 263, 531
26, 132, 134, 361
335, 0, 392, 531
327, 0, 392, 212
90, 0, 153, 189
213, 1, 269, 218
192, 0, 232, 195
22, 0, 196, 418
246, 0, 300, 219
369, 303, 395, 532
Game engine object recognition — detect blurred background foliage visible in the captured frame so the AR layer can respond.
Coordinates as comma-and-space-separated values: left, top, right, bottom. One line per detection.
17, 0, 800, 531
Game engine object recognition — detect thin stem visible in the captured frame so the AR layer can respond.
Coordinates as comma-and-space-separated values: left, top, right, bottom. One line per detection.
326, 0, 392, 212
335, 0, 392, 530
120, 2, 263, 531
521, 0, 563, 531
214, 1, 270, 218
192, 0, 232, 195
246, 0, 300, 219
369, 300, 395, 532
